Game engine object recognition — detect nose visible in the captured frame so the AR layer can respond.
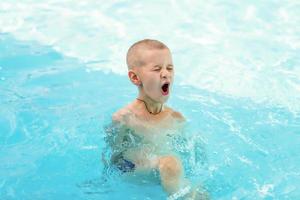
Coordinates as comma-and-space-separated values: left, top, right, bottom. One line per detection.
161, 68, 171, 79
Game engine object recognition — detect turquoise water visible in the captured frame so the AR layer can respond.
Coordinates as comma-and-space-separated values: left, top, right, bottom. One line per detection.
1, 1, 300, 199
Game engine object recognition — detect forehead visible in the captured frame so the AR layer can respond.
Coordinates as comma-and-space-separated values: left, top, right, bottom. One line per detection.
138, 48, 172, 66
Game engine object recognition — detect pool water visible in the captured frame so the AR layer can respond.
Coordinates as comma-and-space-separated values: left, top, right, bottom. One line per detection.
1, 1, 300, 199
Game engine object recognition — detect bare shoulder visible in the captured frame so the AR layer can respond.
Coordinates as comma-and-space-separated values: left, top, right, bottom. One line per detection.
165, 106, 185, 122
112, 105, 133, 124
112, 108, 128, 123
172, 110, 185, 122
172, 111, 185, 121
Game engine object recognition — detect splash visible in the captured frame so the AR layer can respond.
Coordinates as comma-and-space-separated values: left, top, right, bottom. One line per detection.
1, 0, 300, 112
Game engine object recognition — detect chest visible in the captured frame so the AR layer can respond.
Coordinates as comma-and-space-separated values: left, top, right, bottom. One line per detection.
126, 114, 182, 143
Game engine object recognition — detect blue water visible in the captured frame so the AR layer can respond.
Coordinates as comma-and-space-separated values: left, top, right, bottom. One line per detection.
1, 1, 300, 199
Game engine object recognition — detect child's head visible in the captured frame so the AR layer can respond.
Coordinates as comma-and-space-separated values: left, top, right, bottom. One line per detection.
126, 39, 174, 103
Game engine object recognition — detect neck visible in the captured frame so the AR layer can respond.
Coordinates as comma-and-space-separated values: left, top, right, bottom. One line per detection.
136, 96, 164, 115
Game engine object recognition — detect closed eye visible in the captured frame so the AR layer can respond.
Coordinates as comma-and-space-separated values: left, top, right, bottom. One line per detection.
152, 66, 162, 71
167, 64, 173, 71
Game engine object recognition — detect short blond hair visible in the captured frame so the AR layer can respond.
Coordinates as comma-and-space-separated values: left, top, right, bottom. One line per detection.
126, 39, 169, 69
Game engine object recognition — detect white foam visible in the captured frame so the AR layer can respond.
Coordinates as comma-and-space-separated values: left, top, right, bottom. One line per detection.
1, 0, 300, 112
81, 145, 98, 150
257, 184, 274, 197
167, 185, 191, 200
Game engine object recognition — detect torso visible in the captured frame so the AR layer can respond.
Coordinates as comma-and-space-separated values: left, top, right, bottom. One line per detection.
112, 102, 185, 167
113, 103, 185, 142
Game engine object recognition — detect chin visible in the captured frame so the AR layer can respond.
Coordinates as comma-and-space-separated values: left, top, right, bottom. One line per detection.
149, 93, 170, 103
159, 95, 170, 103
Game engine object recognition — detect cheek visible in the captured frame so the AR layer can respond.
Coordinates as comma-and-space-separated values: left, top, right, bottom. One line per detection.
144, 78, 159, 92
145, 80, 156, 91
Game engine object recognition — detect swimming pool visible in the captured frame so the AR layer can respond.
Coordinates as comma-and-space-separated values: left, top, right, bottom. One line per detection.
1, 1, 300, 199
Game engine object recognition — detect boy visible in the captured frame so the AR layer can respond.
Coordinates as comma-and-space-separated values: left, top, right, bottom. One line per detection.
110, 39, 208, 199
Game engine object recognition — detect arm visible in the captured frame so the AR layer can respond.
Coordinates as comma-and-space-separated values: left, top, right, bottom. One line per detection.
105, 120, 128, 153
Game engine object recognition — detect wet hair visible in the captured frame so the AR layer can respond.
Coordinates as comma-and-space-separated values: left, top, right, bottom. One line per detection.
126, 39, 169, 69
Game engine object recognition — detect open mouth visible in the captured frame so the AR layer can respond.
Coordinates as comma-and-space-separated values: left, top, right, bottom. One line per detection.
161, 83, 169, 95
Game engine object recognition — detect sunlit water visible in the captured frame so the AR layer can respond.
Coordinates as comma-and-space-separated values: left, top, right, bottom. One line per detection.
1, 1, 300, 199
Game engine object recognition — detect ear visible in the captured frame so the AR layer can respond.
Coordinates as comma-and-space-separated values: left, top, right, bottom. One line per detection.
128, 70, 141, 86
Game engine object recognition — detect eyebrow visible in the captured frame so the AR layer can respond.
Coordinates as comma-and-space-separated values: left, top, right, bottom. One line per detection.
152, 64, 173, 68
